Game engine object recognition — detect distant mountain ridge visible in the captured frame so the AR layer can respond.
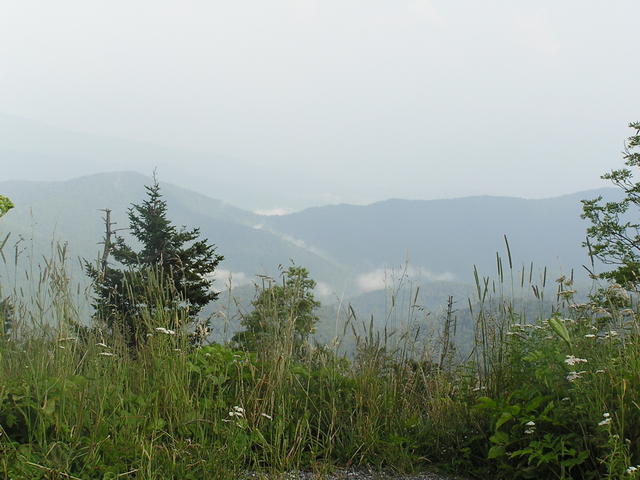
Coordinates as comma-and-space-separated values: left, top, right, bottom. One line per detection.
0, 172, 620, 302
264, 187, 621, 282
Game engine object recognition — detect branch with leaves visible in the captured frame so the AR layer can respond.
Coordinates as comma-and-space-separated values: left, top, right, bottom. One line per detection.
582, 122, 640, 286
0, 195, 13, 218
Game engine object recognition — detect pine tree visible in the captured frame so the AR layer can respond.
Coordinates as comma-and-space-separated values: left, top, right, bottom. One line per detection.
87, 178, 223, 346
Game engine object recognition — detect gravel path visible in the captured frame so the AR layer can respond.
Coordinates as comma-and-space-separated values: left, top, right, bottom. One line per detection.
242, 469, 466, 480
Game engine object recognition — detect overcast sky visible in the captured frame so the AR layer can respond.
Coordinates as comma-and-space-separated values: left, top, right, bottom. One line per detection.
1, 1, 639, 212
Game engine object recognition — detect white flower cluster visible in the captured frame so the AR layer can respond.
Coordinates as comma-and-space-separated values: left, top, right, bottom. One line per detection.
155, 327, 176, 335
228, 406, 245, 418
566, 371, 587, 382
524, 420, 536, 435
627, 465, 640, 474
598, 412, 611, 427
565, 355, 588, 366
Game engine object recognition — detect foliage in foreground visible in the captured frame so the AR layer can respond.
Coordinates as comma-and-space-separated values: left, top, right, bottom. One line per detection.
0, 247, 640, 479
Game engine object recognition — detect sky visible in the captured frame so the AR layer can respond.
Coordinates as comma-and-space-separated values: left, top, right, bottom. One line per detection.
1, 0, 639, 212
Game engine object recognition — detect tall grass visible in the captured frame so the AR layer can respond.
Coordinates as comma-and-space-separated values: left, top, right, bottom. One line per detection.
0, 237, 639, 479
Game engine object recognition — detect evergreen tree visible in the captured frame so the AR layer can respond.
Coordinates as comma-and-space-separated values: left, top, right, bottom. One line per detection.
87, 178, 223, 345
233, 264, 320, 353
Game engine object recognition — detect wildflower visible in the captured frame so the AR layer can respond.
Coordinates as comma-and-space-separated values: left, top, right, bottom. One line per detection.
155, 327, 176, 335
565, 355, 588, 366
598, 412, 612, 426
525, 421, 536, 426
524, 428, 535, 434
228, 406, 245, 418
261, 413, 273, 420
566, 371, 587, 382
561, 289, 576, 295
627, 465, 640, 474
561, 397, 570, 402
98, 352, 116, 357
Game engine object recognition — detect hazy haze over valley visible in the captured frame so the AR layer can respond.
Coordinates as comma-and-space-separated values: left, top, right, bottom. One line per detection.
2, 1, 640, 212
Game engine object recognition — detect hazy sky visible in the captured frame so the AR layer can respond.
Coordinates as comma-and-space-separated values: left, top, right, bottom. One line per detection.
1, 1, 639, 212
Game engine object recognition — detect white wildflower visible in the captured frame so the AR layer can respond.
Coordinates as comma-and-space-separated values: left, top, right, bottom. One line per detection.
524, 428, 535, 434
627, 465, 639, 474
525, 421, 536, 426
155, 327, 176, 335
228, 406, 245, 418
566, 371, 587, 382
565, 355, 588, 366
598, 412, 612, 426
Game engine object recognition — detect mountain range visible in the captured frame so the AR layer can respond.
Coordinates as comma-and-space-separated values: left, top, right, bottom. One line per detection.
0, 169, 617, 304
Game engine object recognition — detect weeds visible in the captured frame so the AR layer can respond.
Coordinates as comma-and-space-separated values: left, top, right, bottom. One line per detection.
0, 236, 639, 479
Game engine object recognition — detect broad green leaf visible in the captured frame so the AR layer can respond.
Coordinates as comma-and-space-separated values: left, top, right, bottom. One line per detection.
490, 431, 509, 444
548, 315, 571, 348
495, 412, 513, 430
488, 445, 506, 459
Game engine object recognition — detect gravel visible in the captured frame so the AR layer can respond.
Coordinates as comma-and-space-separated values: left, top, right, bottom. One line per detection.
241, 468, 465, 480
